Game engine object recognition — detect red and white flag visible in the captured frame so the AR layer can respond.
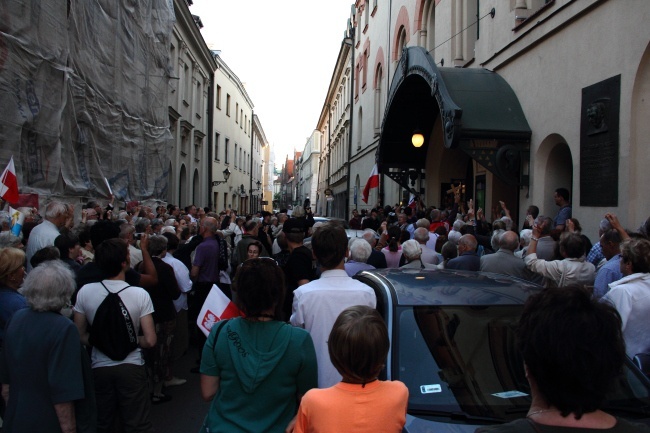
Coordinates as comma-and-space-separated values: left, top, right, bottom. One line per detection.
361, 164, 379, 203
196, 284, 242, 337
0, 157, 19, 204
408, 193, 417, 209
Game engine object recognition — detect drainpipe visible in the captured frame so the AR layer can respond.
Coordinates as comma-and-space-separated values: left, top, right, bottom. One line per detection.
344, 26, 355, 220
250, 110, 254, 214
207, 78, 214, 210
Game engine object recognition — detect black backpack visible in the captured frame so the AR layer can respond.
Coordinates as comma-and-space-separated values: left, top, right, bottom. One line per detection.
89, 282, 138, 361
217, 236, 229, 271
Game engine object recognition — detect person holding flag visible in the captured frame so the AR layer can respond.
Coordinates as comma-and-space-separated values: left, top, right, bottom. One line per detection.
0, 156, 19, 205
361, 164, 379, 204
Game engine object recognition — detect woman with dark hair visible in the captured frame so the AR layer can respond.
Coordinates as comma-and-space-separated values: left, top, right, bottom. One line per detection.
55, 232, 83, 275
476, 286, 649, 432
199, 258, 318, 433
381, 226, 403, 268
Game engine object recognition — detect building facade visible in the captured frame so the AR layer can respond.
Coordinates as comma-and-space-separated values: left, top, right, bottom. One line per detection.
210, 53, 254, 213
316, 32, 355, 219
317, 0, 649, 237
167, 0, 216, 210
297, 131, 321, 212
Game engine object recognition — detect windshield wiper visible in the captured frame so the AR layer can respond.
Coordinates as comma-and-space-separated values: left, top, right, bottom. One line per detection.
409, 409, 504, 423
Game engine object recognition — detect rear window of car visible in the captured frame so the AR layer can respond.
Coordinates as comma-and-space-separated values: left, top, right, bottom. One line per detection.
394, 305, 650, 424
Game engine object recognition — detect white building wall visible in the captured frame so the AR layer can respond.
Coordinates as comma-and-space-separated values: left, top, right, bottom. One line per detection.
316, 0, 650, 236
168, 0, 216, 209
211, 54, 254, 213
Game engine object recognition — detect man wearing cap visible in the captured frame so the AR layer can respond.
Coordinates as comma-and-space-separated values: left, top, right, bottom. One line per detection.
280, 218, 315, 321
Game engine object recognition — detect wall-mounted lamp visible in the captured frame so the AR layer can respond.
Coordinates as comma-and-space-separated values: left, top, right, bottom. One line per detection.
256, 180, 261, 189
240, 184, 246, 195
211, 167, 231, 186
412, 130, 424, 148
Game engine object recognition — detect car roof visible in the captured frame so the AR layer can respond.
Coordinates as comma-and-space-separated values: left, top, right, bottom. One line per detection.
355, 268, 542, 306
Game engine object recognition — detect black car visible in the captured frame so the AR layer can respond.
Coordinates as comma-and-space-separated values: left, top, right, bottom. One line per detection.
353, 268, 650, 432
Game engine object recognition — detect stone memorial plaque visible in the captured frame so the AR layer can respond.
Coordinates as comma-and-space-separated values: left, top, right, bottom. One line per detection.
580, 75, 620, 207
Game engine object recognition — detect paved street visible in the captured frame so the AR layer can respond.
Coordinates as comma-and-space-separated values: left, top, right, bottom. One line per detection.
151, 346, 210, 433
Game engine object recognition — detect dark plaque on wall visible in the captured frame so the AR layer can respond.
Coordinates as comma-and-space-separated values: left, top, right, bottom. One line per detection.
580, 75, 620, 207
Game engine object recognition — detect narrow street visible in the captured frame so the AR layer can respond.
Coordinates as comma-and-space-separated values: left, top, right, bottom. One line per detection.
151, 346, 210, 433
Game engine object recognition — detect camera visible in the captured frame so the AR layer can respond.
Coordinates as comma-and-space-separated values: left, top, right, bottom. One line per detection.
134, 233, 143, 240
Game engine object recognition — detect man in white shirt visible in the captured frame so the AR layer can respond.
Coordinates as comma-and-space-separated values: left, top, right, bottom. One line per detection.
25, 201, 69, 271
73, 238, 157, 432
602, 237, 650, 359
291, 223, 376, 388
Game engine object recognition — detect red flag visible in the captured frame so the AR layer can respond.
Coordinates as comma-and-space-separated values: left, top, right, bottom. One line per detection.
0, 157, 19, 204
362, 164, 379, 204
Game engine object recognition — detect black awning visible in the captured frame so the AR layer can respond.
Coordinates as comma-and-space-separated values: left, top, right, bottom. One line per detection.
378, 46, 531, 185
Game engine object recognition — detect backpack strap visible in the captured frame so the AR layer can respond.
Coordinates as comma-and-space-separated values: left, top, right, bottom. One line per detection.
213, 319, 229, 343
100, 281, 131, 294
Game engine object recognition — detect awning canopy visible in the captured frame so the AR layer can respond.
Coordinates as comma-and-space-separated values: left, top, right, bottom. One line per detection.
378, 46, 531, 186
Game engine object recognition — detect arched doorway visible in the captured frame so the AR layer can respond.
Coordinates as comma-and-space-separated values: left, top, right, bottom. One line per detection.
536, 136, 573, 219
193, 169, 200, 207
630, 42, 650, 223
179, 164, 187, 208
167, 161, 174, 204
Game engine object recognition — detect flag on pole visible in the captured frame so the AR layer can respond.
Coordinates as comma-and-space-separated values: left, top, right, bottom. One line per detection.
408, 193, 417, 210
0, 157, 19, 204
361, 164, 379, 204
9, 207, 24, 236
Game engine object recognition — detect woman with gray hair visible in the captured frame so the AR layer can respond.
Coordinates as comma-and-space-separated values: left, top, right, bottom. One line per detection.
400, 240, 438, 270
344, 238, 375, 277
1, 260, 90, 433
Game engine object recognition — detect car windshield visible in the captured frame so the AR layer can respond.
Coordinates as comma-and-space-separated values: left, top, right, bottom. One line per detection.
394, 305, 650, 423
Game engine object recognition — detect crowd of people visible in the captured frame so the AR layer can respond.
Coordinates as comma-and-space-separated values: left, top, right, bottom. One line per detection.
0, 185, 648, 432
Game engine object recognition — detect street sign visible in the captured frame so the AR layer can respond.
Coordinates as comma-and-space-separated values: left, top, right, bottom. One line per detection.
261, 200, 268, 205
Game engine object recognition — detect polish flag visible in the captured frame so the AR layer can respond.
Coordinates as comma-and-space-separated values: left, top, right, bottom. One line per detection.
408, 193, 417, 209
0, 157, 19, 204
197, 284, 242, 337
362, 164, 379, 203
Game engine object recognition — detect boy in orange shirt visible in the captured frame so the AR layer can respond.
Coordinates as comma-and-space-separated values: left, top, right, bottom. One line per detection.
293, 305, 408, 433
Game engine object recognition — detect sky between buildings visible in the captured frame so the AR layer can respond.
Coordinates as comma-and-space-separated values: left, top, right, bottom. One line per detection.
190, 0, 355, 166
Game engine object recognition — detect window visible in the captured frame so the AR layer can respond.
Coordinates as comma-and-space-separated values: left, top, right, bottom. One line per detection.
226, 94, 231, 116
362, 48, 368, 91
240, 109, 243, 128
357, 107, 363, 149
234, 143, 238, 169
239, 147, 243, 170
214, 132, 220, 160
364, 0, 370, 32
224, 138, 230, 164
374, 64, 383, 135
355, 60, 360, 99
216, 85, 221, 109
196, 81, 202, 119
183, 64, 190, 104
236, 103, 239, 123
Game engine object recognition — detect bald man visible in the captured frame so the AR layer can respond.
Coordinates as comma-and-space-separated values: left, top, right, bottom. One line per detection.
446, 234, 480, 271
480, 230, 537, 282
